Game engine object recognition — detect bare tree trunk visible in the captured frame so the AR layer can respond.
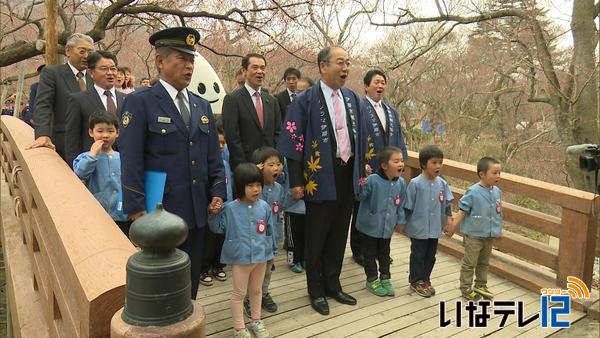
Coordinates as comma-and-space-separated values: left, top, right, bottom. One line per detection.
45, 0, 59, 64
568, 0, 598, 192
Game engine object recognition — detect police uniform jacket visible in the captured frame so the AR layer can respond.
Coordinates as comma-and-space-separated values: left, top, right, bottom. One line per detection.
118, 81, 226, 229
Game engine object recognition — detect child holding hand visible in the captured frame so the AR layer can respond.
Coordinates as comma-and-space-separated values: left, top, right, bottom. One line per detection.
208, 163, 277, 338
356, 146, 407, 297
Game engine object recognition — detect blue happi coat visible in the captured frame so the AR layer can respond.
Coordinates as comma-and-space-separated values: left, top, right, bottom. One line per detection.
277, 82, 362, 201
358, 98, 408, 179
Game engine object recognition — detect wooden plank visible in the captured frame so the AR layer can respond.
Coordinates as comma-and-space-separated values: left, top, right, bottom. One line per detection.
430, 153, 599, 214
204, 244, 425, 334
437, 236, 557, 293
1, 171, 49, 337
344, 276, 511, 337
1, 116, 137, 337
494, 231, 558, 270
289, 270, 513, 338
392, 283, 533, 337
557, 208, 597, 288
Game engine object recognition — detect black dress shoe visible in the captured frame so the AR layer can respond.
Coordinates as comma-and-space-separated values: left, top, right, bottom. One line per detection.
310, 297, 329, 315
327, 290, 357, 305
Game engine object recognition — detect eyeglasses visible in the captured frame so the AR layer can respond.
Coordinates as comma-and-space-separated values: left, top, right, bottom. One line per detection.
94, 66, 118, 73
326, 60, 351, 68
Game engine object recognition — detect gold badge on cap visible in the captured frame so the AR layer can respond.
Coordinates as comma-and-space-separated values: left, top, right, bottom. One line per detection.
186, 34, 195, 46
201, 115, 209, 124
122, 111, 132, 127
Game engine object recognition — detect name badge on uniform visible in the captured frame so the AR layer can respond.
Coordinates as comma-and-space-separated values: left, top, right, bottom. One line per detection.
439, 190, 444, 202
157, 116, 171, 123
496, 201, 502, 214
257, 219, 266, 234
272, 201, 280, 214
394, 195, 401, 206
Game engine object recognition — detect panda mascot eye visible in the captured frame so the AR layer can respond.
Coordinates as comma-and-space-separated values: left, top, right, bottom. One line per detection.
197, 83, 207, 95
213, 82, 220, 94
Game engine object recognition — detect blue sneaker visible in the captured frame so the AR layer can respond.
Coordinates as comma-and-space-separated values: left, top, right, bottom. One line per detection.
290, 262, 303, 273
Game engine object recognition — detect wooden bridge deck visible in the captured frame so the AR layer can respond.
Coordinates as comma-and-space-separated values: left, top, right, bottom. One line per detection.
198, 234, 587, 338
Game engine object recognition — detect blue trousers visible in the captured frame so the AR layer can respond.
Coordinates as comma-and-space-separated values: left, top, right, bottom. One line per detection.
409, 238, 438, 284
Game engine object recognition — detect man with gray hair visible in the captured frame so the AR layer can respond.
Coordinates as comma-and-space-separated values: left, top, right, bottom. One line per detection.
26, 33, 95, 161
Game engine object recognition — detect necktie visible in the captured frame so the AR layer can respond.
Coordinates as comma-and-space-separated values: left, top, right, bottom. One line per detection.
332, 91, 351, 162
176, 91, 191, 129
374, 102, 387, 131
105, 90, 117, 115
254, 91, 264, 128
76, 71, 86, 91
291, 92, 296, 101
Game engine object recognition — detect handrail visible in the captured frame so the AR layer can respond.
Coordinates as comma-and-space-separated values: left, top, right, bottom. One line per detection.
0, 116, 136, 337
403, 150, 599, 295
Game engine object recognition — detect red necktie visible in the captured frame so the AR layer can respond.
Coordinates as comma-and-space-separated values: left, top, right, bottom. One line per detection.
255, 91, 264, 128
105, 90, 117, 115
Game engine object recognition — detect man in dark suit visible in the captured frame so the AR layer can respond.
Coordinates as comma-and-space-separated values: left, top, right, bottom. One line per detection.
118, 27, 226, 299
275, 67, 301, 120
65, 51, 125, 167
25, 64, 45, 126
222, 53, 282, 171
26, 33, 95, 160
278, 46, 362, 315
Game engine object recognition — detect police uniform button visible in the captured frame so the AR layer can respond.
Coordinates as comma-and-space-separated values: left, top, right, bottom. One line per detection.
191, 160, 196, 165
192, 179, 197, 185
189, 141, 193, 146
161, 129, 167, 134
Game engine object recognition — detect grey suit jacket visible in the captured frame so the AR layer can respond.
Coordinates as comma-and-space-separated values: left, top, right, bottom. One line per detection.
65, 88, 125, 167
33, 63, 94, 158
222, 86, 281, 170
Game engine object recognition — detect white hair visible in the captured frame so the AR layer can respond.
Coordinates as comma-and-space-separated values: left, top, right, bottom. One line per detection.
65, 33, 94, 49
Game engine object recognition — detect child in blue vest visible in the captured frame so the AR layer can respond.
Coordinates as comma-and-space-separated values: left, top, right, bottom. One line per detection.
200, 119, 232, 287
208, 163, 277, 338
73, 111, 129, 236
242, 146, 300, 315
356, 146, 407, 297
445, 157, 503, 301
404, 145, 453, 297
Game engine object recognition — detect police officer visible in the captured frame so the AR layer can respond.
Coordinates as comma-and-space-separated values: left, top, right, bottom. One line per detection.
118, 27, 226, 299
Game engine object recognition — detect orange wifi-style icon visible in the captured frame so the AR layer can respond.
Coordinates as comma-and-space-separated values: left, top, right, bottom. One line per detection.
566, 276, 590, 299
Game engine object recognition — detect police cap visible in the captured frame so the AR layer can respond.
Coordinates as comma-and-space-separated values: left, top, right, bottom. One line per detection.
149, 27, 200, 56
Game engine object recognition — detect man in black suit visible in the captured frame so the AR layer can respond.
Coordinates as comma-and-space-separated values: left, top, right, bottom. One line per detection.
65, 51, 125, 167
274, 67, 301, 120
26, 33, 95, 160
222, 53, 282, 171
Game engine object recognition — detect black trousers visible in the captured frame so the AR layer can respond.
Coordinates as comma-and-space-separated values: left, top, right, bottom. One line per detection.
305, 158, 354, 298
178, 227, 206, 299
201, 228, 225, 273
361, 233, 391, 282
350, 200, 363, 257
286, 212, 305, 264
409, 238, 438, 284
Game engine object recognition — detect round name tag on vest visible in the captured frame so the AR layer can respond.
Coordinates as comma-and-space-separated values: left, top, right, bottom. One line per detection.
257, 220, 266, 234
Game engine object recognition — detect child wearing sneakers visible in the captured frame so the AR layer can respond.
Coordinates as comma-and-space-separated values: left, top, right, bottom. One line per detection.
444, 157, 503, 301
356, 146, 406, 297
404, 145, 453, 298
243, 147, 301, 315
208, 163, 277, 338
